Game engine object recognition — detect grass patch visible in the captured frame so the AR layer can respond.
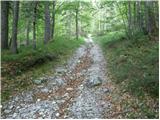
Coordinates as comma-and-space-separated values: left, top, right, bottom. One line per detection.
95, 31, 158, 98
95, 31, 158, 118
1, 36, 84, 102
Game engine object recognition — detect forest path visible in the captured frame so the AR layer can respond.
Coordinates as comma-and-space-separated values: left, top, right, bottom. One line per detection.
1, 38, 113, 119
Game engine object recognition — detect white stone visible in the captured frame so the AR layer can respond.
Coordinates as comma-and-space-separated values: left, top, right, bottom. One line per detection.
55, 113, 60, 117
48, 95, 51, 98
4, 109, 11, 114
66, 87, 73, 91
37, 99, 41, 102
52, 101, 56, 104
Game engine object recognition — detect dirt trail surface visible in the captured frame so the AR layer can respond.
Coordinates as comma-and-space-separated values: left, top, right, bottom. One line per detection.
1, 39, 113, 119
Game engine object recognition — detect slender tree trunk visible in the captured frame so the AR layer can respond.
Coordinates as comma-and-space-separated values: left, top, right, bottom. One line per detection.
75, 7, 79, 40
44, 2, 51, 44
148, 1, 153, 36
26, 20, 30, 46
144, 1, 149, 34
11, 1, 19, 54
33, 2, 37, 49
137, 1, 141, 31
51, 1, 56, 39
1, 1, 9, 49
128, 1, 132, 32
133, 1, 137, 29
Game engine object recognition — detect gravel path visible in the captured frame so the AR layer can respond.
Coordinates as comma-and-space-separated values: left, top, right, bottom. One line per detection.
1, 39, 111, 119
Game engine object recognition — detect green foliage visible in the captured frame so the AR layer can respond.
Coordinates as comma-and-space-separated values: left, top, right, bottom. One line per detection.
2, 36, 84, 62
96, 31, 158, 98
2, 36, 84, 102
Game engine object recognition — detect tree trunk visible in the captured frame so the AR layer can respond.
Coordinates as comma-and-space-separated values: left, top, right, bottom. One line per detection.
144, 1, 149, 34
1, 1, 9, 50
51, 1, 56, 39
44, 2, 51, 44
75, 8, 79, 40
133, 1, 137, 29
26, 20, 30, 46
33, 2, 37, 49
137, 1, 141, 31
128, 1, 132, 38
11, 1, 19, 54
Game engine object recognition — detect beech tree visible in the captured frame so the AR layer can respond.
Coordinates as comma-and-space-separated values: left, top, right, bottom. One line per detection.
1, 1, 9, 50
44, 1, 51, 44
11, 1, 19, 54
33, 2, 37, 49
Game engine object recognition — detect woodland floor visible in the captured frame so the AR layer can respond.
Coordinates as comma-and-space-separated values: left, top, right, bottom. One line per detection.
1, 38, 158, 119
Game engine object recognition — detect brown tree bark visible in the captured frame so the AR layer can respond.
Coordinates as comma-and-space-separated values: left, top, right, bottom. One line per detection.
1, 1, 9, 49
11, 1, 19, 54
51, 1, 56, 39
33, 2, 37, 49
44, 2, 51, 44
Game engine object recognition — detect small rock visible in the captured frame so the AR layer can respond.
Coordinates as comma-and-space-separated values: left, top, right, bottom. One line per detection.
49, 90, 52, 93
39, 112, 43, 115
55, 113, 60, 117
41, 88, 49, 93
48, 95, 51, 98
13, 113, 17, 118
14, 96, 19, 101
50, 82, 57, 86
63, 93, 69, 99
64, 115, 68, 118
56, 67, 66, 74
77, 60, 81, 63
9, 105, 14, 109
52, 101, 56, 104
56, 100, 65, 104
55, 78, 65, 86
86, 77, 102, 87
66, 87, 73, 91
16, 106, 20, 109
33, 79, 42, 85
103, 88, 110, 93
4, 109, 11, 114
37, 85, 44, 88
37, 99, 41, 102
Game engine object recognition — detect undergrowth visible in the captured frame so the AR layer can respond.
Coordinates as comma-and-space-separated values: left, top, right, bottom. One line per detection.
95, 31, 158, 118
1, 36, 84, 102
95, 31, 158, 98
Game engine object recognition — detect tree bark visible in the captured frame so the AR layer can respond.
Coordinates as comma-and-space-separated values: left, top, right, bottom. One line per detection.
33, 2, 37, 49
137, 1, 142, 31
133, 1, 137, 28
75, 8, 79, 40
1, 1, 9, 49
128, 1, 132, 38
26, 20, 30, 46
11, 1, 19, 54
51, 1, 56, 39
44, 2, 51, 44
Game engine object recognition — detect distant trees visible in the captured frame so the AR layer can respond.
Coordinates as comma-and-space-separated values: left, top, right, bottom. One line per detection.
126, 1, 158, 39
1, 1, 9, 49
95, 1, 158, 40
1, 1, 158, 54
11, 1, 19, 54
